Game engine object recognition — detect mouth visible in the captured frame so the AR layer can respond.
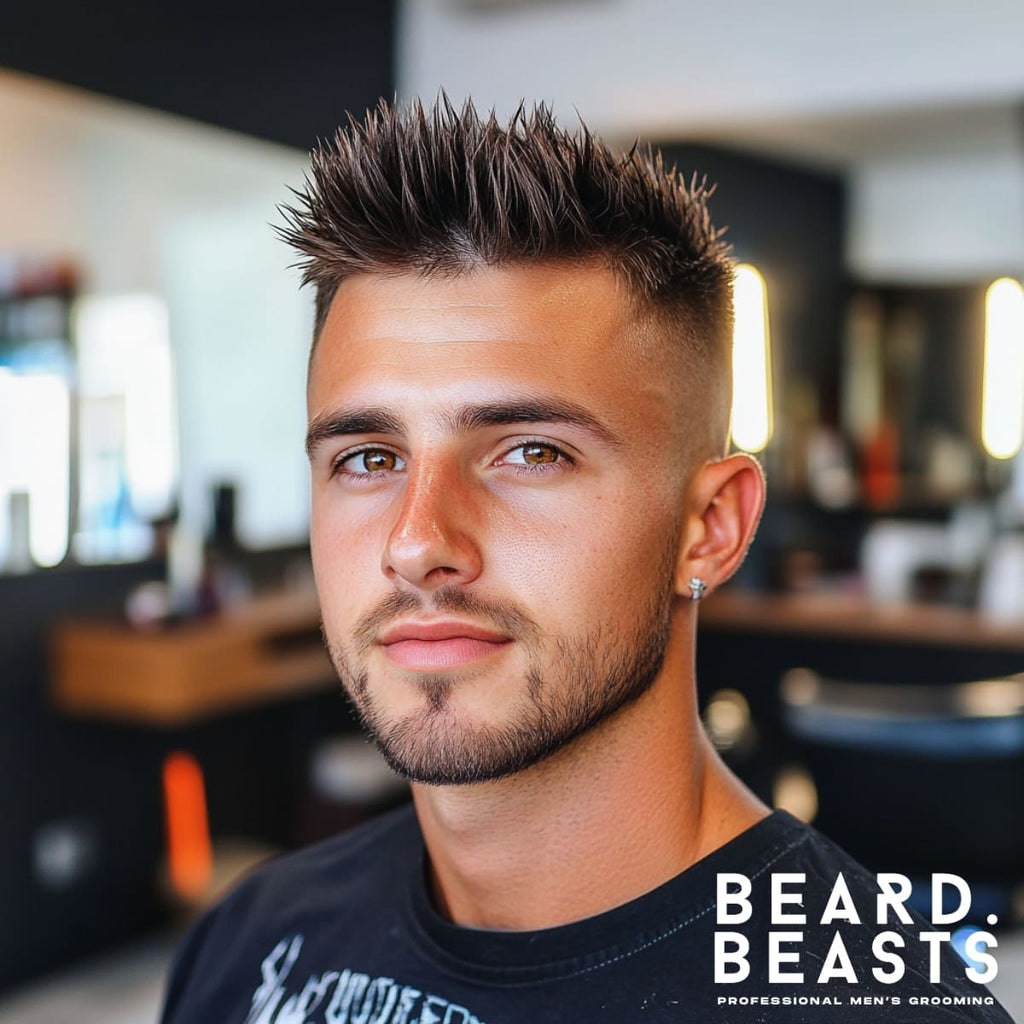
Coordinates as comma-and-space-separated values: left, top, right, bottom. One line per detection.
378, 619, 512, 671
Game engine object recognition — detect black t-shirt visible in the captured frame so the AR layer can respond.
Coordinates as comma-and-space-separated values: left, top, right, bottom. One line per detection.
160, 806, 1013, 1023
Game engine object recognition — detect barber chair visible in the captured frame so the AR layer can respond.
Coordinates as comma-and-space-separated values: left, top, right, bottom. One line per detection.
780, 669, 1024, 890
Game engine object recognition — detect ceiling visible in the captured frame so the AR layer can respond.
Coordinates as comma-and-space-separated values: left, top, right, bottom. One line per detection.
0, 2, 395, 151
399, 0, 1024, 171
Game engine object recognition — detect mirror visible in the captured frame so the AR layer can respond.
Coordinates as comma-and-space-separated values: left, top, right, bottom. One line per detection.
0, 69, 313, 573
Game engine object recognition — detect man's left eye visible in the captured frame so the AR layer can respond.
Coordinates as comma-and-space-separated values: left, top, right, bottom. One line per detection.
502, 443, 566, 466
338, 449, 406, 475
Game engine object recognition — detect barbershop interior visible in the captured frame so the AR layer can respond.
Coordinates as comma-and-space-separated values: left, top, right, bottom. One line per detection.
2, 1, 1024, 1020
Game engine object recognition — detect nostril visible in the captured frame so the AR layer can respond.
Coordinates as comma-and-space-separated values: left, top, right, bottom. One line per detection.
425, 565, 461, 581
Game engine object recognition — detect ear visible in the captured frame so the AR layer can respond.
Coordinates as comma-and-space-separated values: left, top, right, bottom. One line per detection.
674, 454, 766, 598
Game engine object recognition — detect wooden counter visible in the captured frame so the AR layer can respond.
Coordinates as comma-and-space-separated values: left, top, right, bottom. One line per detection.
52, 590, 333, 726
53, 586, 1024, 725
700, 589, 1024, 653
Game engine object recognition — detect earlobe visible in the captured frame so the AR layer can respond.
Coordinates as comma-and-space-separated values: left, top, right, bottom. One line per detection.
674, 454, 766, 598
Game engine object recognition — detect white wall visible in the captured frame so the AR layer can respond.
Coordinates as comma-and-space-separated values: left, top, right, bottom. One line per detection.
848, 149, 1024, 284
0, 69, 314, 548
162, 210, 312, 547
399, 0, 1024, 137
399, 0, 1024, 282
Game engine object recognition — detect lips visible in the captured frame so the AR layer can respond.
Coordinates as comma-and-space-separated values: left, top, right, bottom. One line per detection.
379, 620, 512, 671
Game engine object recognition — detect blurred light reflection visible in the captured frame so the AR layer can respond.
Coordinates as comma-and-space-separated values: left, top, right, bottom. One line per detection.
981, 277, 1024, 460
0, 370, 70, 567
730, 263, 773, 454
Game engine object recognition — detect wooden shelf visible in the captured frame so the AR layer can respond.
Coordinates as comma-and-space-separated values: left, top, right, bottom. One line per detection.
52, 590, 334, 726
55, 585, 1024, 725
700, 589, 1024, 653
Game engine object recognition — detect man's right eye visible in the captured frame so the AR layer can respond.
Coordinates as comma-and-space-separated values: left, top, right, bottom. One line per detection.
335, 449, 406, 476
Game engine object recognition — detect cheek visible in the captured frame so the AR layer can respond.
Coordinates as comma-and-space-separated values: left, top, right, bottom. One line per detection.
310, 498, 386, 619
490, 491, 680, 620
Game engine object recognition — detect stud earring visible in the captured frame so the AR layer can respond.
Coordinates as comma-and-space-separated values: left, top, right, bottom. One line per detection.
689, 577, 707, 601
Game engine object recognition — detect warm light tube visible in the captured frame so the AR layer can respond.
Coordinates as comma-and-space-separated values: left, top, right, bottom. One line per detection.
729, 264, 773, 453
981, 277, 1024, 460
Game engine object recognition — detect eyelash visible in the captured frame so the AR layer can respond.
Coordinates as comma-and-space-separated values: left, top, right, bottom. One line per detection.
329, 446, 402, 480
500, 440, 576, 475
328, 440, 576, 480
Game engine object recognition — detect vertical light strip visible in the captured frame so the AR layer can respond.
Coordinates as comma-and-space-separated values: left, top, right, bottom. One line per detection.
729, 264, 773, 453
0, 371, 70, 568
73, 293, 177, 562
981, 277, 1024, 460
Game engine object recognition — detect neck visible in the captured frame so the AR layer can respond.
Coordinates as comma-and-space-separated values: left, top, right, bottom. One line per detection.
411, 634, 767, 931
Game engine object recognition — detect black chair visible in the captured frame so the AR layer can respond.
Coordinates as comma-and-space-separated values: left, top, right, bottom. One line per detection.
780, 669, 1024, 889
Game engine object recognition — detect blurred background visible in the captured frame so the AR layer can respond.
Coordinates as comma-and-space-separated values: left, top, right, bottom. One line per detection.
1, 1, 1024, 1020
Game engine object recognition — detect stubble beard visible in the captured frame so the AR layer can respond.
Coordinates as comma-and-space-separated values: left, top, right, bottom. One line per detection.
324, 549, 678, 786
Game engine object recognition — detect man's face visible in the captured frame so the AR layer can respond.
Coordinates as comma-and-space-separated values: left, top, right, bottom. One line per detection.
307, 264, 697, 785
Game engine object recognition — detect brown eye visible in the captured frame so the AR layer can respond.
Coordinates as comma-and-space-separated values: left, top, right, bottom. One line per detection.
521, 443, 559, 465
341, 449, 405, 475
503, 442, 569, 468
363, 451, 396, 472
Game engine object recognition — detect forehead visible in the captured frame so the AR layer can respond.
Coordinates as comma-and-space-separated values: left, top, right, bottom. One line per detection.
307, 264, 679, 428
320, 262, 629, 342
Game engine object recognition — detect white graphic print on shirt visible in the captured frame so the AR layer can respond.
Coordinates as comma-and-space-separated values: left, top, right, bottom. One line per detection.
245, 935, 487, 1024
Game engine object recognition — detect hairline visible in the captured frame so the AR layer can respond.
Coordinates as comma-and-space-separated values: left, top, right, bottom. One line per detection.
306, 257, 733, 461
308, 253, 718, 349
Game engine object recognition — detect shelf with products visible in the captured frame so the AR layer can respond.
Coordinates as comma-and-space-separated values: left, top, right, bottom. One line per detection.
51, 588, 334, 726
762, 278, 1021, 518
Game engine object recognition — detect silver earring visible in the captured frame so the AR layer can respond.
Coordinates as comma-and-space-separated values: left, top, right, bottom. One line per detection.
689, 577, 707, 601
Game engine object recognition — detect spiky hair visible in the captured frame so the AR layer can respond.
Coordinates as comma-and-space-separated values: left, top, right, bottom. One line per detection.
279, 97, 733, 358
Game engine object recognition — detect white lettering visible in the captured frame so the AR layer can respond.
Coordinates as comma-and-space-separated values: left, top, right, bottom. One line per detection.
769, 931, 804, 983
876, 874, 913, 925
714, 932, 750, 983
816, 932, 857, 983
965, 931, 999, 984
821, 873, 860, 925
771, 874, 806, 925
932, 874, 971, 925
248, 937, 304, 1024
716, 873, 752, 924
920, 931, 952, 983
871, 931, 906, 984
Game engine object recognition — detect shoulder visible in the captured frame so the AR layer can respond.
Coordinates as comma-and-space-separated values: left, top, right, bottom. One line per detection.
696, 808, 854, 886
745, 809, 896, 891
234, 801, 419, 897
212, 800, 421, 928
723, 810, 920, 934
159, 803, 421, 1023
776, 812, 873, 871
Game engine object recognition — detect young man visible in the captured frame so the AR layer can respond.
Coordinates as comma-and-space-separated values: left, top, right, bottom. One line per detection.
161, 101, 1011, 1023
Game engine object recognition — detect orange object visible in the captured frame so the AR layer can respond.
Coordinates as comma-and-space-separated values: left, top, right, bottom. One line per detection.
861, 419, 900, 509
162, 751, 213, 900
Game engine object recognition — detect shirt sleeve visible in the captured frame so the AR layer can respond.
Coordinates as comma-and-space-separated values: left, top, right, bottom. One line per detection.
157, 902, 223, 1024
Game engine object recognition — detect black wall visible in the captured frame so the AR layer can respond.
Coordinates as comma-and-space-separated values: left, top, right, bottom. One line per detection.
0, 552, 356, 993
652, 143, 848, 589
1, 2, 396, 150
656, 142, 848, 424
0, 564, 166, 990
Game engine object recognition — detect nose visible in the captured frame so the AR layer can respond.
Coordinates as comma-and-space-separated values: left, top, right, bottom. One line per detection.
382, 457, 484, 591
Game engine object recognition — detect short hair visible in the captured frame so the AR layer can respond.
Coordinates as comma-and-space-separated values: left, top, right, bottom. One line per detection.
279, 97, 734, 448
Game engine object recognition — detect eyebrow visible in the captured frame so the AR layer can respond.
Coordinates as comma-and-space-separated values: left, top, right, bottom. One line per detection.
305, 408, 404, 457
305, 398, 624, 458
